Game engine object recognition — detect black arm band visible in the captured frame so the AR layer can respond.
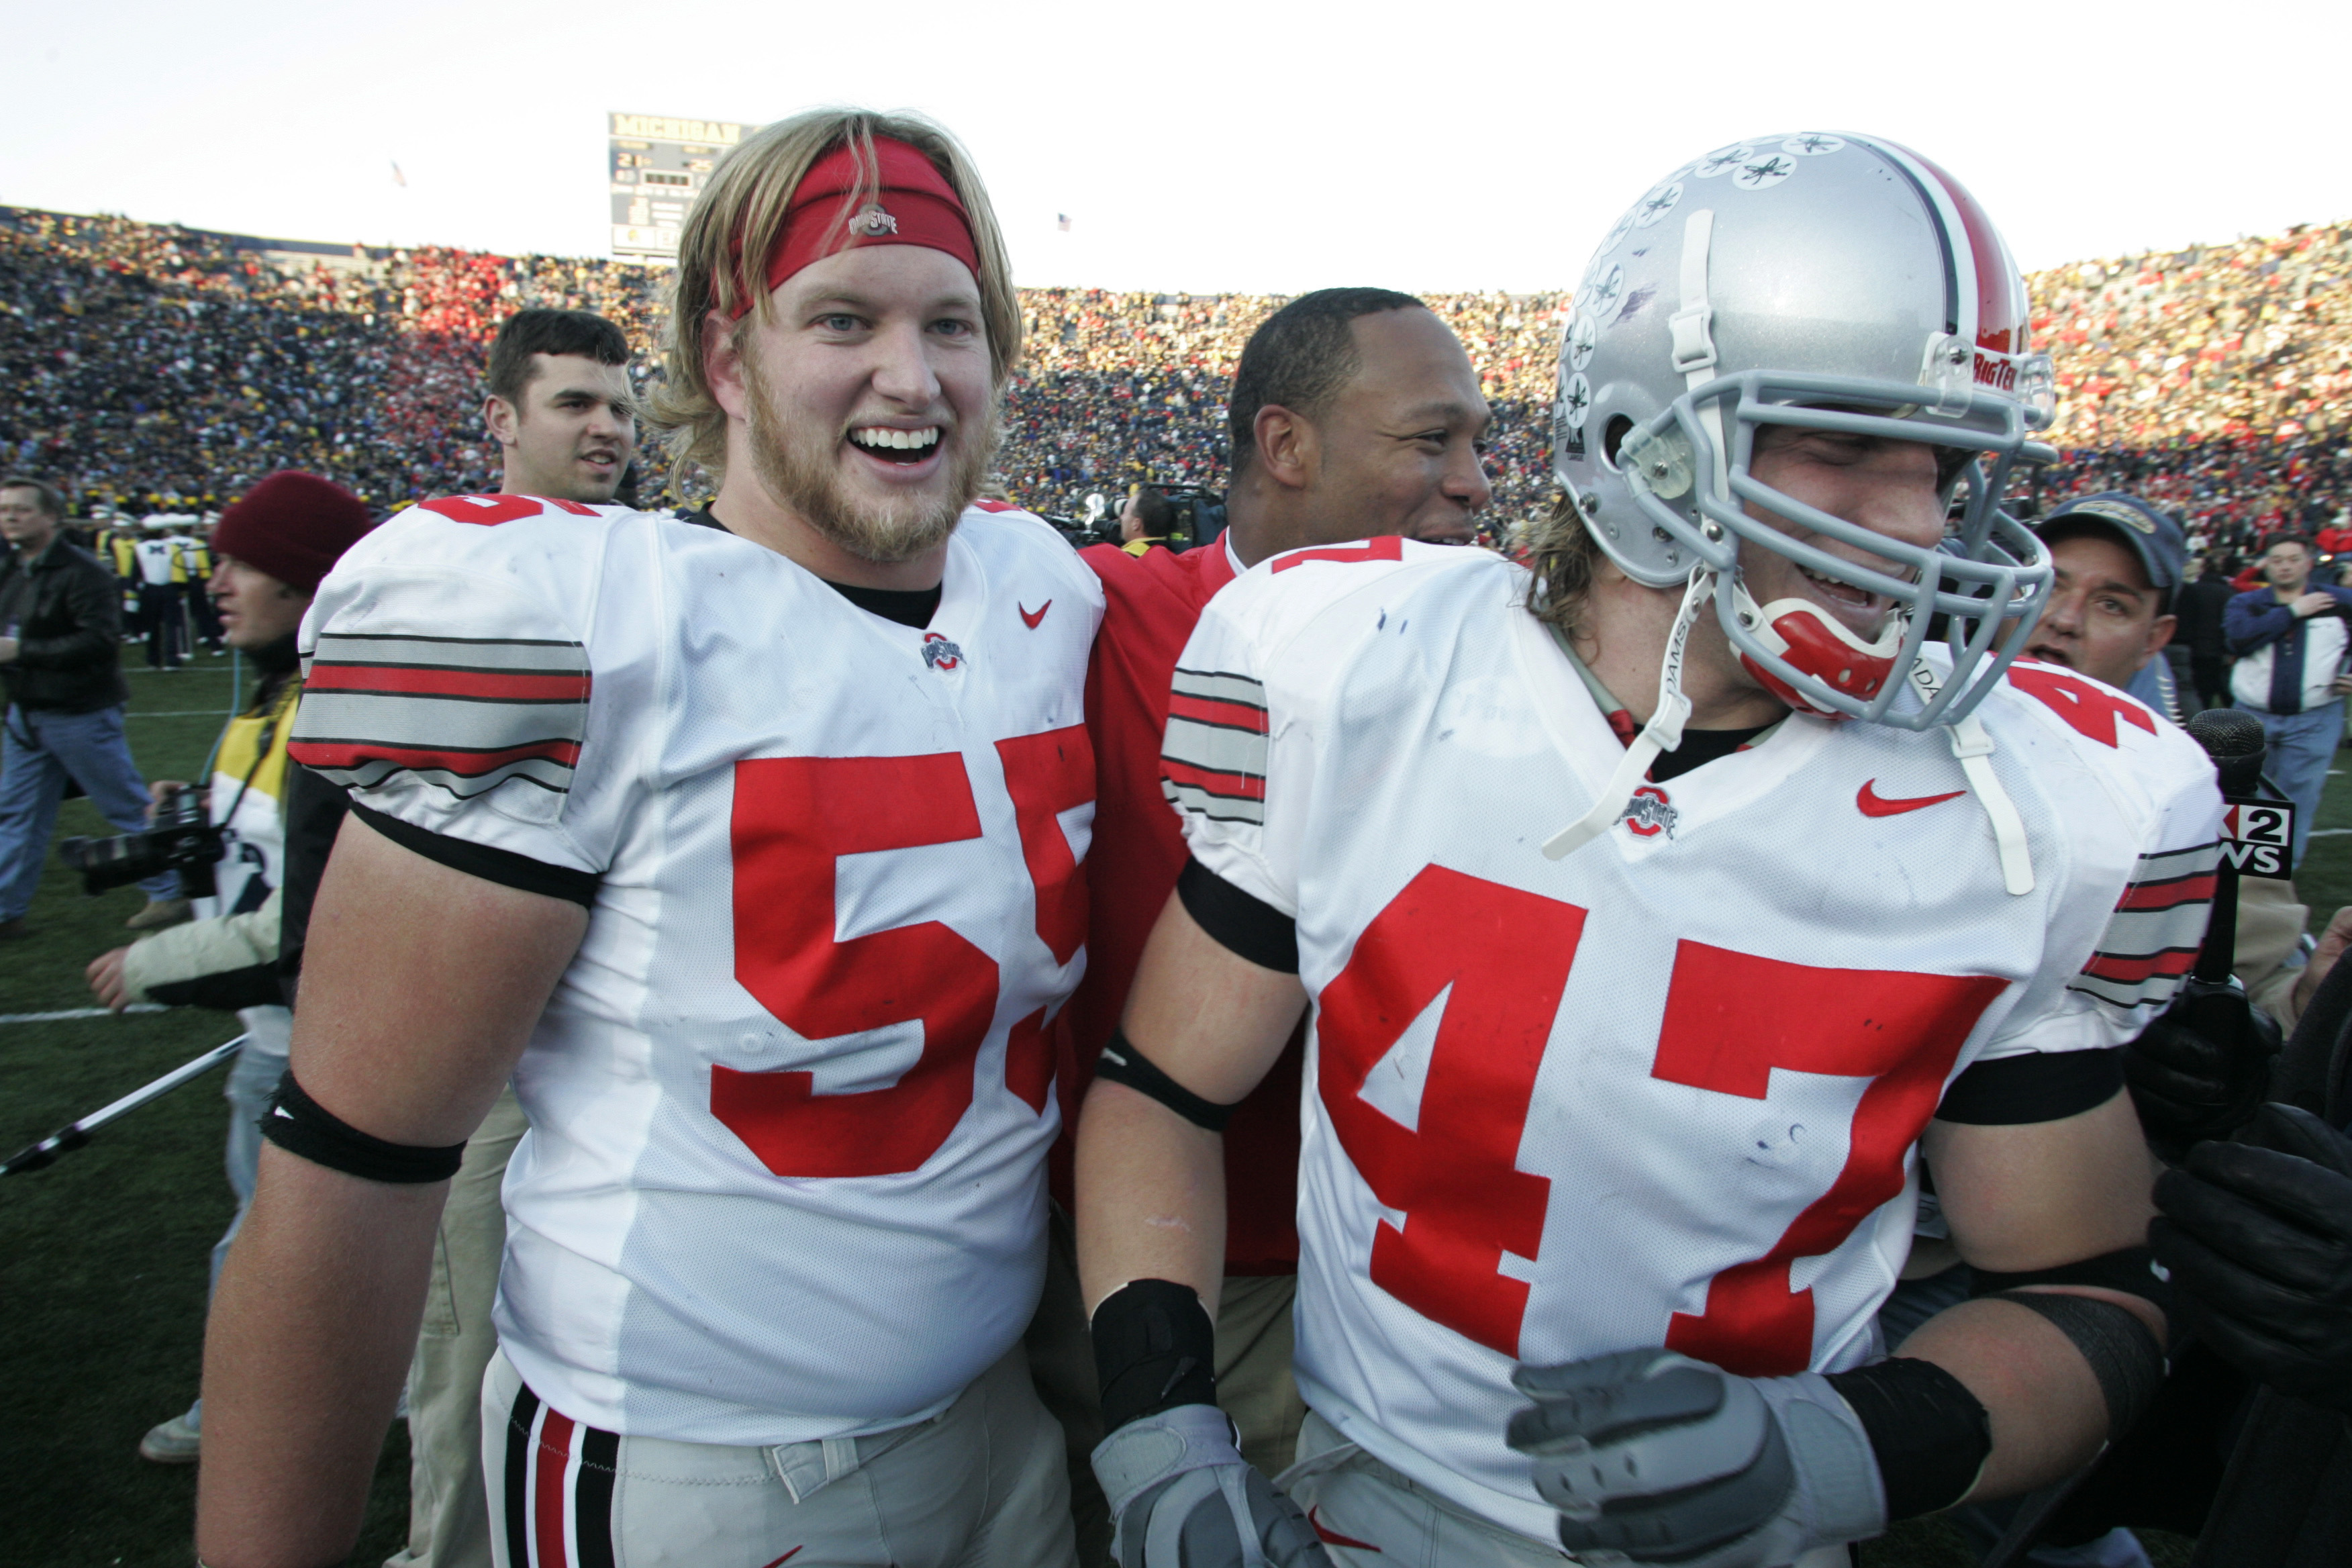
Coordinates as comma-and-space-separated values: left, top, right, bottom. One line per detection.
1177, 856, 1298, 973
1822, 1357, 1992, 1520
1095, 1028, 1237, 1132
1969, 1245, 2174, 1325
1934, 1048, 2124, 1125
258, 1071, 467, 1184
1985, 1291, 2166, 1437
351, 801, 600, 907
1092, 1278, 1220, 1434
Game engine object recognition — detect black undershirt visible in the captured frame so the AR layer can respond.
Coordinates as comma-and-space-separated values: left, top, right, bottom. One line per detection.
677, 506, 941, 628
1647, 723, 1775, 784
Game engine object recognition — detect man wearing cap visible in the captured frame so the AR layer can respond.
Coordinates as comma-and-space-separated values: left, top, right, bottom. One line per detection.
0, 474, 186, 938
2224, 532, 2352, 868
78, 470, 373, 1465
2024, 493, 2352, 1039
199, 110, 1091, 1568
2025, 492, 2187, 721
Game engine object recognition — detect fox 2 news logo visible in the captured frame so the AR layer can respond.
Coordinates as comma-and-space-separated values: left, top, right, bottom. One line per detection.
2220, 799, 2295, 879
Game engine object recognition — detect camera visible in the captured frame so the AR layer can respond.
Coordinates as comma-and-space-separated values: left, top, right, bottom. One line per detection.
57, 788, 224, 899
1157, 486, 1228, 552
1043, 485, 1228, 552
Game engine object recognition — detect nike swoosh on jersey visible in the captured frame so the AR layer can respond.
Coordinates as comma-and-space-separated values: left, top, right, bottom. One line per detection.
1019, 600, 1052, 628
1857, 780, 1967, 817
1308, 1506, 1381, 1552
758, 1549, 803, 1568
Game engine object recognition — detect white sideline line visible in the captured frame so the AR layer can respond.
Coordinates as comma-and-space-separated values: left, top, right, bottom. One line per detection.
0, 1005, 166, 1024
2309, 829, 2352, 839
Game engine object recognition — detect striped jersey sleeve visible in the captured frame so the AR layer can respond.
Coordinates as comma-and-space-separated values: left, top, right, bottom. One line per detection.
291, 522, 616, 874
1163, 575, 1296, 917
1161, 667, 1270, 824
295, 631, 591, 800
2067, 840, 2220, 1011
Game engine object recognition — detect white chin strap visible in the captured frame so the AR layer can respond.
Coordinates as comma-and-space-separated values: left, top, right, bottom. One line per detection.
1908, 661, 2035, 896
1542, 568, 1714, 861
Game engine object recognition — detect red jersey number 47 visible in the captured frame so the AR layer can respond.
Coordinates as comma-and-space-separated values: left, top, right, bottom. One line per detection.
1316, 866, 2003, 1375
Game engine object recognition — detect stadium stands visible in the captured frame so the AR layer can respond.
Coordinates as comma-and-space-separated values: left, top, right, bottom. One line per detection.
3, 205, 2345, 551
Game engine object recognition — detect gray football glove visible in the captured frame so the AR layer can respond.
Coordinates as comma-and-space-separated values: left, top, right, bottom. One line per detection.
1090, 1403, 1334, 1568
1507, 1349, 1885, 1567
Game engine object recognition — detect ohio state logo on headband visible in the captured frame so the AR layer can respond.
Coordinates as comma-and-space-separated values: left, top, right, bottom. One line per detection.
850, 205, 898, 238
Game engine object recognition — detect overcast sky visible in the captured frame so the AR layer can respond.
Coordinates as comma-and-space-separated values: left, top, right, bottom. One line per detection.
3, 0, 2342, 294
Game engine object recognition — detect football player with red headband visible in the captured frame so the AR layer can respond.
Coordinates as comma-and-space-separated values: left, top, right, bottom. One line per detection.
197, 111, 1097, 1568
1075, 136, 2217, 1567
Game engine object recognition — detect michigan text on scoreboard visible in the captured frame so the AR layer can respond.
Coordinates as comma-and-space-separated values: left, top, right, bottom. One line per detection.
609, 113, 751, 261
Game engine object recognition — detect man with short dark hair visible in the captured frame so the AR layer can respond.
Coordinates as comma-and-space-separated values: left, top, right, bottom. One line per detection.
2224, 531, 2352, 867
481, 308, 636, 504
1044, 289, 1491, 1525
2025, 492, 2183, 722
0, 475, 183, 938
1118, 485, 1176, 554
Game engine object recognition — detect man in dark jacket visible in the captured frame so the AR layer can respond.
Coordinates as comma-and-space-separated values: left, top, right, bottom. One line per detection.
0, 475, 183, 937
2171, 551, 2239, 714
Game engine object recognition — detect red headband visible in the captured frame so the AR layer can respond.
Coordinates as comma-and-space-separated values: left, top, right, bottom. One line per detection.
734, 136, 980, 317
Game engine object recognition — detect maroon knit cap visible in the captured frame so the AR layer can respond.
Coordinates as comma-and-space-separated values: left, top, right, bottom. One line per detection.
210, 471, 373, 593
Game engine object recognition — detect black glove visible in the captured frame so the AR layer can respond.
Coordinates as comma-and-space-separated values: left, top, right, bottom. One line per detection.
2122, 976, 2280, 1159
2151, 1102, 2352, 1414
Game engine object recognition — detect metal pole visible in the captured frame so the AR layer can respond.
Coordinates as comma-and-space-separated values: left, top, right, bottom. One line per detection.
3, 1033, 250, 1177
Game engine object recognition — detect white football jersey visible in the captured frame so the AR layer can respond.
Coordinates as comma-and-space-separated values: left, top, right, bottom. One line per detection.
293, 494, 1102, 1444
1163, 539, 2218, 1544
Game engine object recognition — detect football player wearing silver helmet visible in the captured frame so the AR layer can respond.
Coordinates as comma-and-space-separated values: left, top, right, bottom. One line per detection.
1079, 133, 2208, 1568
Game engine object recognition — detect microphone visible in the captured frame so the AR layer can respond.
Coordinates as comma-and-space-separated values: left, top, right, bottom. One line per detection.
2186, 707, 2267, 798
2185, 707, 2267, 985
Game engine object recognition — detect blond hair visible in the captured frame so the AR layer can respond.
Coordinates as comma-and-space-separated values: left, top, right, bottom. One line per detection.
651, 109, 1022, 484
1523, 486, 1608, 640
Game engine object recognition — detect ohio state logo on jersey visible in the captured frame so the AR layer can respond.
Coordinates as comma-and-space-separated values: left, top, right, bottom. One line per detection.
922, 632, 963, 671
1620, 784, 1677, 838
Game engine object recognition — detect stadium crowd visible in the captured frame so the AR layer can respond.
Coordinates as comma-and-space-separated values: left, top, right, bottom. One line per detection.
3, 205, 2347, 546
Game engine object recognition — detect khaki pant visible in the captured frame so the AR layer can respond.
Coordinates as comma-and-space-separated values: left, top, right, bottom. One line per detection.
389, 1088, 527, 1568
483, 1342, 1075, 1567
1215, 1273, 1306, 1479
1279, 1410, 1852, 1568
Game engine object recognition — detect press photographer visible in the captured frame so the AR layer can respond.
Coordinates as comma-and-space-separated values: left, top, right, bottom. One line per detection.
79, 470, 372, 1464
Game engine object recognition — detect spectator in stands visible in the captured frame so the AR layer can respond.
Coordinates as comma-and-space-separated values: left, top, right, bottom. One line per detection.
3, 203, 2346, 583
81, 471, 373, 1467
2224, 532, 2352, 866
0, 474, 185, 937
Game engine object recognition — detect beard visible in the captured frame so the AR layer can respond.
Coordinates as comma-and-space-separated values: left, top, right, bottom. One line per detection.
742, 350, 997, 565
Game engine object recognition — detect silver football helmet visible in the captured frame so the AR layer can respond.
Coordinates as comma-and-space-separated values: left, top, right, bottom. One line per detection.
1552, 132, 2056, 731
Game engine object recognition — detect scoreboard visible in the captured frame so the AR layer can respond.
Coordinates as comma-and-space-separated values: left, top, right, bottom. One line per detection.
609, 111, 753, 261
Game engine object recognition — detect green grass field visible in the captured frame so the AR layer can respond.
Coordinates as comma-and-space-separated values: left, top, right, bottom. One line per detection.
5, 648, 2331, 1565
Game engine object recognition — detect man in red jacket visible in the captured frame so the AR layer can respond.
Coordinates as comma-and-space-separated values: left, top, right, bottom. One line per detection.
1049, 287, 1491, 1499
